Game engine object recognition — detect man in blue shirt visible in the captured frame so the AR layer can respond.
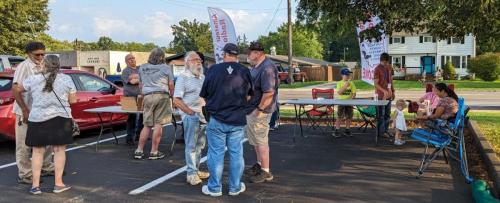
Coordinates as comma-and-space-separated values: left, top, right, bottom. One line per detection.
199, 43, 253, 197
244, 41, 279, 183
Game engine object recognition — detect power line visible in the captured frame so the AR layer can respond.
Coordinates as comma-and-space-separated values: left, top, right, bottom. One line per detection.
265, 0, 284, 33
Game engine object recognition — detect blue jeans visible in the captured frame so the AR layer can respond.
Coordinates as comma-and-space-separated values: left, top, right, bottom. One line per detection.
377, 101, 392, 135
183, 114, 206, 176
206, 118, 245, 193
269, 106, 279, 128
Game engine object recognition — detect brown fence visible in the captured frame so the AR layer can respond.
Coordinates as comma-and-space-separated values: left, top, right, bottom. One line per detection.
301, 66, 361, 82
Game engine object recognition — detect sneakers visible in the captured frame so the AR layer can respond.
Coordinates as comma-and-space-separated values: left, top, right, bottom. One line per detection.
228, 182, 246, 196
202, 185, 222, 197
134, 150, 144, 159
332, 129, 342, 138
197, 171, 210, 179
244, 163, 261, 177
148, 151, 166, 160
394, 139, 406, 146
29, 187, 42, 195
53, 185, 72, 193
187, 174, 202, 186
249, 169, 274, 183
344, 129, 353, 137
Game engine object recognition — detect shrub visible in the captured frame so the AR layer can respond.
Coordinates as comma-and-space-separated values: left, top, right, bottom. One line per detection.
443, 61, 456, 80
468, 53, 500, 81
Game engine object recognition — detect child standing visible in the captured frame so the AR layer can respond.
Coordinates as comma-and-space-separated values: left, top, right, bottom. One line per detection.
332, 68, 357, 138
393, 99, 407, 145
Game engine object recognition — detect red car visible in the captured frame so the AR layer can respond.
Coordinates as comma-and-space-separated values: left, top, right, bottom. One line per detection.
0, 70, 127, 140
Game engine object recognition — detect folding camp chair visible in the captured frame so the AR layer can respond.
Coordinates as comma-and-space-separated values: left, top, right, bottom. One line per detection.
305, 88, 335, 131
411, 98, 472, 182
355, 105, 377, 132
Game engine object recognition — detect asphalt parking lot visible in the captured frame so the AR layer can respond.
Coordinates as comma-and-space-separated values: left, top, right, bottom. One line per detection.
0, 124, 473, 203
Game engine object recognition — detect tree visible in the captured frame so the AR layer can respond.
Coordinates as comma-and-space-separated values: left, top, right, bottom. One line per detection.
258, 23, 323, 59
35, 33, 73, 51
443, 61, 456, 80
97, 36, 114, 50
168, 19, 213, 53
237, 34, 249, 54
468, 53, 500, 81
297, 0, 500, 44
0, 0, 49, 55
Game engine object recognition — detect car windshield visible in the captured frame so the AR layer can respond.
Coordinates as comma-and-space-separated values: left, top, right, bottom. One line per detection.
0, 78, 12, 91
8, 58, 24, 68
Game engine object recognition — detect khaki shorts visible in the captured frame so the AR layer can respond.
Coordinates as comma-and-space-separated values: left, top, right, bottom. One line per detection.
245, 112, 272, 146
337, 105, 354, 119
143, 93, 172, 126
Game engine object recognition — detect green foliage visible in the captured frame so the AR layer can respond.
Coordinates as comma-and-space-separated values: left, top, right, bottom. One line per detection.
0, 0, 49, 55
443, 61, 456, 80
258, 23, 323, 59
468, 53, 500, 81
168, 19, 213, 54
237, 34, 249, 54
296, 0, 500, 48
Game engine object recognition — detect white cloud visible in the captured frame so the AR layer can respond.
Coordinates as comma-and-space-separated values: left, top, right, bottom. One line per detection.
93, 17, 136, 37
224, 9, 269, 39
143, 12, 174, 41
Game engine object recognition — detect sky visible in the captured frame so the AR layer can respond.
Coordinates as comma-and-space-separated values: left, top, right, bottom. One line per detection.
47, 0, 298, 46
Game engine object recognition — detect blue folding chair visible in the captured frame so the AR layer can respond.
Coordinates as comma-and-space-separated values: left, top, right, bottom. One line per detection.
411, 98, 473, 183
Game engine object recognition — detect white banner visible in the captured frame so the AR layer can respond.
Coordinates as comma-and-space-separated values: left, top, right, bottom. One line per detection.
207, 7, 238, 64
356, 16, 388, 85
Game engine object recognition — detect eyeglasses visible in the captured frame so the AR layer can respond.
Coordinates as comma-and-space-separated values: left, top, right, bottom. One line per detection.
33, 53, 45, 57
189, 58, 202, 62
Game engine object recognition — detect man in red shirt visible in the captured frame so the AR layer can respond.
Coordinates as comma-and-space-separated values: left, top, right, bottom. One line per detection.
374, 53, 395, 136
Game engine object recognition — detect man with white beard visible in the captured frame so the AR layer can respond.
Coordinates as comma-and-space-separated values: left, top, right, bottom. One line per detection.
173, 51, 210, 185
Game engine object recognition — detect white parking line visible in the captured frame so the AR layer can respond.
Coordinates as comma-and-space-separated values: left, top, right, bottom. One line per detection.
0, 123, 176, 170
129, 138, 248, 195
0, 134, 127, 170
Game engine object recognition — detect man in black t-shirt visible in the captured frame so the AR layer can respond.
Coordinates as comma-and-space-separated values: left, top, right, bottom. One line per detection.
199, 43, 253, 197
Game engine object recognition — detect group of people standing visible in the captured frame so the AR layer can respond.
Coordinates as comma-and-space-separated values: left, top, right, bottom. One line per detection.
120, 42, 278, 196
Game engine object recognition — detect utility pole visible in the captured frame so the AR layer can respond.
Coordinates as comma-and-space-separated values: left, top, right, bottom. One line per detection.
287, 0, 294, 83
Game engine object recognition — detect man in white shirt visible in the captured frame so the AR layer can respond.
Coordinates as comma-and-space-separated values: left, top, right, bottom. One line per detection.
173, 51, 209, 185
12, 42, 55, 184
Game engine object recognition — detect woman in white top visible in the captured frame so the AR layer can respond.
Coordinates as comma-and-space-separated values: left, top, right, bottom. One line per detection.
13, 55, 77, 194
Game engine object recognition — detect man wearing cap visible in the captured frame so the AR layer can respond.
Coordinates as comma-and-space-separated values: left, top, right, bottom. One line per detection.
332, 68, 357, 138
200, 43, 253, 197
244, 41, 279, 183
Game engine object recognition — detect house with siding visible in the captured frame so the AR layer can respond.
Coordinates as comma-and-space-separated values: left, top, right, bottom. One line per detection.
388, 32, 476, 78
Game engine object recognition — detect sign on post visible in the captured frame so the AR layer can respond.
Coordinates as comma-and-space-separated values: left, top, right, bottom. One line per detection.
207, 7, 237, 64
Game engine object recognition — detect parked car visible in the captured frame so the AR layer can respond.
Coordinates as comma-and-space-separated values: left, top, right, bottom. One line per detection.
0, 70, 127, 140
0, 55, 25, 72
277, 65, 308, 83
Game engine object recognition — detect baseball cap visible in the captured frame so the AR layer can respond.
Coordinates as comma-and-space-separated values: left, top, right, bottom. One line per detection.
340, 68, 353, 75
223, 43, 239, 55
248, 41, 265, 51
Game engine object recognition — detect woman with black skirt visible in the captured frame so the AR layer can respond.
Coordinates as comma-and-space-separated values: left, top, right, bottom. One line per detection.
13, 55, 77, 194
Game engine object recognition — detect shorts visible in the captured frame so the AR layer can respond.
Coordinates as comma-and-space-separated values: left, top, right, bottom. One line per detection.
245, 112, 273, 146
337, 105, 354, 119
143, 93, 172, 126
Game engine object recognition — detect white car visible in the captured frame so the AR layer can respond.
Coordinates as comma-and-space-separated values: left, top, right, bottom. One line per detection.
0, 55, 25, 72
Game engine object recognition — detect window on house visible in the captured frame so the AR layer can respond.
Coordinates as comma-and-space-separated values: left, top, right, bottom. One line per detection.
451, 37, 461, 43
451, 56, 461, 69
424, 36, 433, 42
393, 37, 402, 43
392, 56, 402, 68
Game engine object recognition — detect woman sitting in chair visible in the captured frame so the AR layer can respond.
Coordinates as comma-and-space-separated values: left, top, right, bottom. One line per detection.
417, 83, 459, 122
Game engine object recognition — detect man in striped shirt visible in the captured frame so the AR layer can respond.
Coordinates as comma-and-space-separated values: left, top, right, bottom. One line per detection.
173, 51, 209, 186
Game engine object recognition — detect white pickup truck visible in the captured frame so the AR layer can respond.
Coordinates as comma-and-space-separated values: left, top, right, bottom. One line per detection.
0, 55, 25, 72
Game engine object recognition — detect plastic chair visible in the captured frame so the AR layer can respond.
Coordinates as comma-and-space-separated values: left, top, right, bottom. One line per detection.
305, 88, 334, 130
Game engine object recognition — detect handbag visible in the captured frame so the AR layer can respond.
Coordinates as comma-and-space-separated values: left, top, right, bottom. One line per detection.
42, 74, 80, 136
